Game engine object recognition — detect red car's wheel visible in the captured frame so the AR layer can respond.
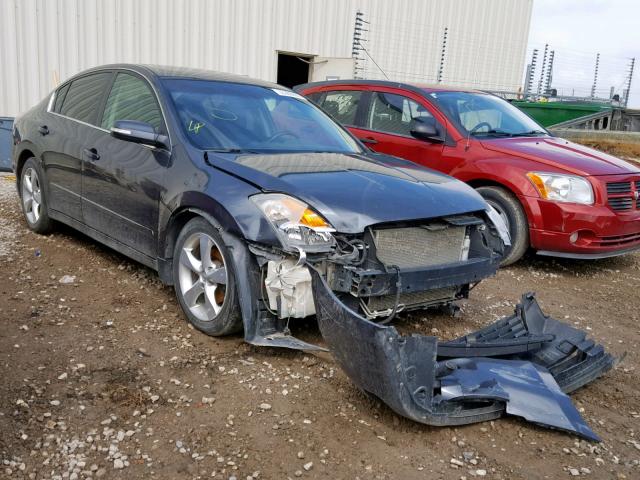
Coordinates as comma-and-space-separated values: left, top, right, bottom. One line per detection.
477, 186, 529, 266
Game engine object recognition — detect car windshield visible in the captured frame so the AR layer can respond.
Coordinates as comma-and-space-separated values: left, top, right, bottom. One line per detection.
163, 79, 362, 153
426, 91, 547, 137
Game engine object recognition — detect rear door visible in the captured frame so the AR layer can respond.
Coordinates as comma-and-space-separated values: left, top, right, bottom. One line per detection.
44, 72, 113, 219
81, 71, 169, 258
357, 89, 447, 170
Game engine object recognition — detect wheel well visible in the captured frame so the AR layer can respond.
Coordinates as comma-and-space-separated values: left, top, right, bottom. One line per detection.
466, 178, 531, 224
163, 210, 200, 260
158, 209, 200, 284
466, 178, 509, 191
16, 149, 35, 185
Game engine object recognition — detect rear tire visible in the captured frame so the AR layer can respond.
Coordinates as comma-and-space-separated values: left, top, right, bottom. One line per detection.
19, 158, 53, 234
172, 217, 242, 336
476, 186, 529, 266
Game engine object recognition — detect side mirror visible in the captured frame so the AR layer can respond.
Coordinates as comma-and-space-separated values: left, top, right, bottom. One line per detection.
410, 120, 443, 143
111, 120, 169, 149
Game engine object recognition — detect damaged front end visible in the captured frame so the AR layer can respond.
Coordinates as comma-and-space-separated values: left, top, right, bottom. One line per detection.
229, 195, 614, 440
253, 208, 506, 325
311, 270, 615, 441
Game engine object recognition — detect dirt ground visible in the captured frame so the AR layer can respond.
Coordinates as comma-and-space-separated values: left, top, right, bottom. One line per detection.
0, 173, 639, 480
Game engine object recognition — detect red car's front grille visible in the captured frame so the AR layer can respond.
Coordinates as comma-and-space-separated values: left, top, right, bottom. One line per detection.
606, 178, 639, 211
606, 181, 632, 194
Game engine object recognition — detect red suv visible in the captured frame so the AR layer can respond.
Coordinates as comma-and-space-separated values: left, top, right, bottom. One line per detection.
296, 81, 640, 264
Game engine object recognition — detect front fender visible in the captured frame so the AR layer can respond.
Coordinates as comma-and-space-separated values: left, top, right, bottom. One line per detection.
453, 156, 541, 198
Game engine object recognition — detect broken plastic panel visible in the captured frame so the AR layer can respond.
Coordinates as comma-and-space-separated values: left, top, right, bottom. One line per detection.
310, 269, 615, 441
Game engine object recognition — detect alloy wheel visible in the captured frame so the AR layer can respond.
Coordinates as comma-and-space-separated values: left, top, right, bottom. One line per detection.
177, 232, 228, 322
22, 167, 42, 224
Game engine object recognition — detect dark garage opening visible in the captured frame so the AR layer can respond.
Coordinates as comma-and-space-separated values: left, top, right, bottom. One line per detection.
277, 53, 311, 88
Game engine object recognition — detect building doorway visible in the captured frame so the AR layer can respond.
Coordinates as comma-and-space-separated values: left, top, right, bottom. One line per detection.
276, 52, 312, 88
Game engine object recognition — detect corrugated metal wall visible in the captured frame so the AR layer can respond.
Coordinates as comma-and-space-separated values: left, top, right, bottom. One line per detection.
0, 0, 532, 116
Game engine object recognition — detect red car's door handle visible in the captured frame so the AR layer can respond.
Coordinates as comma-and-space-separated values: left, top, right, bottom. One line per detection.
361, 137, 378, 145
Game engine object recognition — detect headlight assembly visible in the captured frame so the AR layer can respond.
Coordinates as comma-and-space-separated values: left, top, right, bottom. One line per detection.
251, 193, 335, 250
526, 172, 594, 205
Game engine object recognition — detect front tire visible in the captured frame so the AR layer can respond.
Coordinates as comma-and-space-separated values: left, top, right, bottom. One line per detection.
476, 186, 529, 266
20, 158, 53, 234
172, 217, 242, 336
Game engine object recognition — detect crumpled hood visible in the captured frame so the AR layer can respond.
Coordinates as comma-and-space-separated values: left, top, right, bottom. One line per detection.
480, 136, 640, 176
208, 151, 487, 233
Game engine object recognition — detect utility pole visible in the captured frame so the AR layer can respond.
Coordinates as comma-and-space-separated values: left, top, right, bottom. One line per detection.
537, 44, 548, 95
524, 48, 538, 98
352, 11, 368, 79
590, 53, 600, 99
623, 57, 635, 107
544, 50, 554, 94
437, 27, 448, 83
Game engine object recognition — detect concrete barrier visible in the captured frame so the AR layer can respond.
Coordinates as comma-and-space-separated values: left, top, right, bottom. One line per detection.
550, 128, 640, 145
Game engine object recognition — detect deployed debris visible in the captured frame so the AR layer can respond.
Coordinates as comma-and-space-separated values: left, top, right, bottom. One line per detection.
311, 270, 616, 441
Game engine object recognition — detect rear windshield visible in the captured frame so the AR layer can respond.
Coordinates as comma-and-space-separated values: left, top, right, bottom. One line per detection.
163, 79, 362, 154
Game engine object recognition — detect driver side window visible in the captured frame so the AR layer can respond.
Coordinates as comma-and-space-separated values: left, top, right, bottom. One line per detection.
101, 73, 163, 131
367, 92, 434, 137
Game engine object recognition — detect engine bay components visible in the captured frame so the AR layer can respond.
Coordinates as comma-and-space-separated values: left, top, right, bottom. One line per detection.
265, 258, 315, 318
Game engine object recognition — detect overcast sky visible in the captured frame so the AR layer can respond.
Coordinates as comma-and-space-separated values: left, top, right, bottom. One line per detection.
527, 0, 639, 107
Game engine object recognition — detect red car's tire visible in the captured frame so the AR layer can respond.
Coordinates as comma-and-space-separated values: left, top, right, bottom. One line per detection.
477, 186, 529, 266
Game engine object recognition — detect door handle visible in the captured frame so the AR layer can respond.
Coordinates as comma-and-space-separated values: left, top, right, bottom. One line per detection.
361, 137, 378, 145
38, 125, 50, 136
83, 148, 100, 161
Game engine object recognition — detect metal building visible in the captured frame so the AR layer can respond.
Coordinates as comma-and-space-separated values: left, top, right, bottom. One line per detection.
0, 0, 533, 117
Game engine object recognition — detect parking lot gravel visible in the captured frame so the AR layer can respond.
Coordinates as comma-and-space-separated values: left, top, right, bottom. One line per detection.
1, 172, 639, 479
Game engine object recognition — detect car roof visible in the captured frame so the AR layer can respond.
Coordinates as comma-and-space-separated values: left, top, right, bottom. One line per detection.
66, 64, 284, 90
294, 79, 486, 96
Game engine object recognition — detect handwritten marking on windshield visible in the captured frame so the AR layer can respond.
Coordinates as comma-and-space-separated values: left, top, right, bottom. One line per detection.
188, 120, 205, 134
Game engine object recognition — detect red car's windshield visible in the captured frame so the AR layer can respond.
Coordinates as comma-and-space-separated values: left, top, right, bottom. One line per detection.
427, 91, 546, 137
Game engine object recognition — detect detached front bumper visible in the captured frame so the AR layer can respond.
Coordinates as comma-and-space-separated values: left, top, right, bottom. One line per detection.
310, 269, 615, 440
523, 196, 640, 258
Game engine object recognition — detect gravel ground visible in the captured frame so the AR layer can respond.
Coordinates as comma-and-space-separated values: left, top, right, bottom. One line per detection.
1, 172, 639, 479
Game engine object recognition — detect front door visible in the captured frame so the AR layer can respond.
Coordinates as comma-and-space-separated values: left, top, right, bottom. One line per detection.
81, 72, 169, 258
354, 90, 447, 172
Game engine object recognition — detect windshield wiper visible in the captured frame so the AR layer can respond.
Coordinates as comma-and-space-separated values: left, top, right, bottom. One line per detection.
471, 129, 514, 137
512, 130, 548, 137
207, 148, 260, 154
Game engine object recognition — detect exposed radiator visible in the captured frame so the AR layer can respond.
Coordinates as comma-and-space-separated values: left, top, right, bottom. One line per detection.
373, 224, 467, 269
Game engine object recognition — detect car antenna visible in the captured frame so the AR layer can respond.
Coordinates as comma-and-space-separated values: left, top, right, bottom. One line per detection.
465, 129, 472, 151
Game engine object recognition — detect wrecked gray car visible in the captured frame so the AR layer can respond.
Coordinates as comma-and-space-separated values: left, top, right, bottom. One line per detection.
13, 65, 614, 440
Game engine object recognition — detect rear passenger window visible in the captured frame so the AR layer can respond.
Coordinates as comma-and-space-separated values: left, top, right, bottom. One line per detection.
101, 73, 163, 131
367, 92, 434, 137
321, 91, 362, 125
59, 73, 112, 125
52, 84, 70, 113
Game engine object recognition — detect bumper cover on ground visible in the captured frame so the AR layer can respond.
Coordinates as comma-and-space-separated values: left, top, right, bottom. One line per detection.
310, 270, 615, 441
